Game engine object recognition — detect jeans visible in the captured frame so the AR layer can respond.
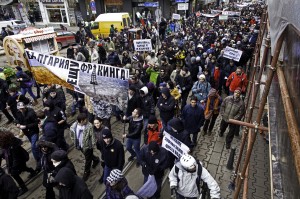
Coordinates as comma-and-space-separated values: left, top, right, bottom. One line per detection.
103, 165, 112, 183
28, 133, 40, 163
21, 87, 37, 100
126, 138, 141, 163
143, 117, 149, 133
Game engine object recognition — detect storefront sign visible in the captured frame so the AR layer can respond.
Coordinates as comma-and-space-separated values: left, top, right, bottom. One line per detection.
133, 39, 152, 51
223, 46, 243, 62
40, 0, 64, 3
21, 27, 55, 36
144, 2, 159, 7
175, 0, 189, 2
90, 0, 96, 14
172, 13, 181, 20
177, 3, 189, 10
162, 131, 190, 158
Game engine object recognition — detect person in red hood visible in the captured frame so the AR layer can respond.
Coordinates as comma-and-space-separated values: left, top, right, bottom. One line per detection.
226, 66, 248, 95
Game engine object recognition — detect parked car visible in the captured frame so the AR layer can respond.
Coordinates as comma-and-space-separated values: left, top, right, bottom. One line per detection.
0, 20, 27, 41
55, 29, 76, 50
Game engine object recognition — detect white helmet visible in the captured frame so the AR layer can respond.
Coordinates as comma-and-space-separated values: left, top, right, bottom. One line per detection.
180, 154, 196, 170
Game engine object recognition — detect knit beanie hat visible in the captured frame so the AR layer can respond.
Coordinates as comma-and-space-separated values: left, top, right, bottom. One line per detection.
102, 128, 113, 139
148, 141, 160, 153
148, 115, 157, 124
107, 169, 123, 184
51, 150, 67, 161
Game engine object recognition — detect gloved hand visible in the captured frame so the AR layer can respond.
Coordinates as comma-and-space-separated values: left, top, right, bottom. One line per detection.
170, 186, 177, 199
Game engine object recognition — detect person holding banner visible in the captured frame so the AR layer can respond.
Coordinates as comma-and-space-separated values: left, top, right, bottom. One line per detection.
140, 141, 169, 199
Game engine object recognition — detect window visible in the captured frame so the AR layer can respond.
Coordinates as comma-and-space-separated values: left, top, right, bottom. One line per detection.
46, 5, 67, 23
91, 22, 99, 29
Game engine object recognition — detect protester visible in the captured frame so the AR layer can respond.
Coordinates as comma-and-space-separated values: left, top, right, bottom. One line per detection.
169, 154, 221, 199
70, 113, 99, 181
219, 88, 245, 149
105, 169, 134, 199
157, 87, 175, 130
140, 141, 169, 199
54, 167, 93, 199
226, 66, 248, 95
0, 167, 19, 199
98, 128, 125, 182
0, 129, 37, 196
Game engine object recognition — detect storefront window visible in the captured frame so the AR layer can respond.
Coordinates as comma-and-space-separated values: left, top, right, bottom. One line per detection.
105, 0, 123, 13
28, 3, 42, 22
46, 5, 67, 23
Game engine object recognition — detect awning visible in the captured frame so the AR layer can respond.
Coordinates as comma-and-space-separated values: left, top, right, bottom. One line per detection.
24, 33, 56, 43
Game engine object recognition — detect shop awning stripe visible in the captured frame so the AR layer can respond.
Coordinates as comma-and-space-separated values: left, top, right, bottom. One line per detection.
24, 33, 56, 43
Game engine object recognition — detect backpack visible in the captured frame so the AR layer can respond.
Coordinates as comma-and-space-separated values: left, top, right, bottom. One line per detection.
175, 160, 210, 199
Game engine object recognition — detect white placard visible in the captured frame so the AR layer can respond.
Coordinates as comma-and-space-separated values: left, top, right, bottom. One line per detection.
223, 46, 243, 62
219, 15, 228, 21
133, 39, 152, 52
162, 131, 190, 158
172, 13, 181, 20
177, 3, 189, 10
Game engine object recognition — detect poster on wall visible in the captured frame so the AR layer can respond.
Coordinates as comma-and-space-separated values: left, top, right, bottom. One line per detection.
25, 50, 130, 110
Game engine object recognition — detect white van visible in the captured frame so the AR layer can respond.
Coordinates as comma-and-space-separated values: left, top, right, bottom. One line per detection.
0, 20, 27, 35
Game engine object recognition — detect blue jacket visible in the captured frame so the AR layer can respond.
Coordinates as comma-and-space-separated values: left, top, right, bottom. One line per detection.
191, 81, 211, 102
181, 104, 205, 133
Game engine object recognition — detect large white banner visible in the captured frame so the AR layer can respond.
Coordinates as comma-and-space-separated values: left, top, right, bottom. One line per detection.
162, 131, 190, 158
25, 50, 129, 110
223, 46, 243, 62
133, 39, 152, 52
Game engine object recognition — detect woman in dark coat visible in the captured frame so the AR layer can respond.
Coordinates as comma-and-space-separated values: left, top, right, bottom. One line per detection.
0, 129, 36, 196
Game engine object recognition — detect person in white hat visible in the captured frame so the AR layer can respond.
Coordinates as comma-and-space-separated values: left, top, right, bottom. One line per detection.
191, 74, 211, 102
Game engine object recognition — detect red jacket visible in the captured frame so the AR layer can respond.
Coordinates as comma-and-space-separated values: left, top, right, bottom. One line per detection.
147, 120, 163, 145
226, 72, 248, 93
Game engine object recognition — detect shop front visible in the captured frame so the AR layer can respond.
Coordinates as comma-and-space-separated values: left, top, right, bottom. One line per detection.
104, 0, 123, 13
38, 0, 70, 25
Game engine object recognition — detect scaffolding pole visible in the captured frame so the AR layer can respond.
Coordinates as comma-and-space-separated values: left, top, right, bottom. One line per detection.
233, 32, 285, 199
277, 66, 300, 184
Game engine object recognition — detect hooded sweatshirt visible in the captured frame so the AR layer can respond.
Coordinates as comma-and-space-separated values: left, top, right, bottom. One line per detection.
157, 88, 175, 122
167, 118, 191, 147
55, 167, 93, 199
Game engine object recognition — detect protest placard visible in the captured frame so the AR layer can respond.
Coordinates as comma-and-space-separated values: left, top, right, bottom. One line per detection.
219, 15, 228, 21
172, 13, 181, 20
133, 39, 152, 52
223, 46, 243, 62
162, 131, 190, 158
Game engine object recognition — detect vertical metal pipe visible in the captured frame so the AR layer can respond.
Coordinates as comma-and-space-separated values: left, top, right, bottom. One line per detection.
277, 66, 300, 184
242, 128, 252, 199
233, 32, 285, 199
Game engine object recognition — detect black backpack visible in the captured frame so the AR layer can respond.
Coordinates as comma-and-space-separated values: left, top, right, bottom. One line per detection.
174, 160, 210, 199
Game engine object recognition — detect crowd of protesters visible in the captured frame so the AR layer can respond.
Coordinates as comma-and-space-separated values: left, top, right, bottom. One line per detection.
0, 1, 265, 198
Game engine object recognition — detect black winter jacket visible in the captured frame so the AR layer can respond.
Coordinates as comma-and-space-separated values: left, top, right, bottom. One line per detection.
0, 168, 19, 199
141, 94, 155, 119
15, 108, 39, 136
126, 93, 142, 117
125, 116, 143, 139
157, 88, 175, 122
99, 138, 125, 170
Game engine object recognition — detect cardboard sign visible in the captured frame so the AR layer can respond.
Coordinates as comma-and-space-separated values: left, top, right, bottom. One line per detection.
133, 39, 152, 51
223, 46, 243, 62
177, 3, 189, 10
162, 131, 190, 158
172, 13, 181, 20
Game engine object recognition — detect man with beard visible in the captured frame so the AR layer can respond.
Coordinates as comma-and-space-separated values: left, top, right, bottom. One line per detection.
219, 88, 245, 149
175, 67, 193, 109
226, 66, 248, 95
